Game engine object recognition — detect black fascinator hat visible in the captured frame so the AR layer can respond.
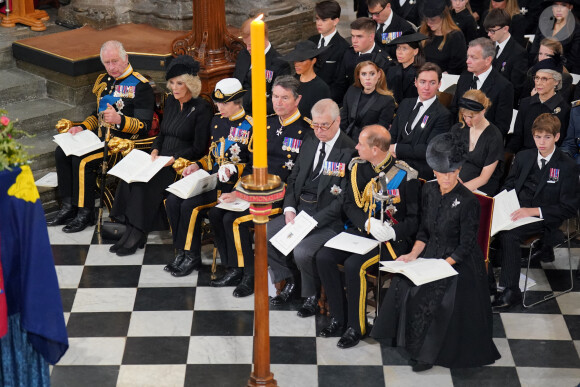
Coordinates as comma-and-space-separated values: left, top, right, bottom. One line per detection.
532, 52, 564, 75
426, 132, 468, 173
166, 55, 201, 80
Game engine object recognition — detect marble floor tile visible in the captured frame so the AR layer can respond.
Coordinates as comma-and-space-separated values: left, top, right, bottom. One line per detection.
50, 366, 119, 387
190, 311, 254, 336
550, 247, 580, 271
270, 364, 318, 387
575, 340, 580, 358
84, 244, 144, 266
185, 364, 251, 386
187, 336, 253, 364
71, 288, 137, 313
383, 365, 453, 387
48, 225, 95, 245
565, 316, 580, 340
509, 339, 580, 368
145, 230, 173, 245
138, 264, 198, 288
51, 244, 89, 265
450, 366, 521, 387
318, 365, 384, 387
63, 312, 70, 325
67, 312, 131, 337
556, 291, 580, 315
117, 365, 186, 387
516, 366, 580, 387
520, 268, 552, 291
133, 287, 196, 311
58, 337, 125, 365
78, 265, 141, 288
122, 337, 190, 364
127, 311, 194, 337
271, 337, 317, 364
489, 338, 515, 367
316, 336, 383, 366
269, 310, 316, 337
193, 286, 254, 311
55, 265, 84, 288
501, 313, 571, 340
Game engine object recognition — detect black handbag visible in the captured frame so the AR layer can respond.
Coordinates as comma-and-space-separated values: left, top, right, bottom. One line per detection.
100, 221, 126, 240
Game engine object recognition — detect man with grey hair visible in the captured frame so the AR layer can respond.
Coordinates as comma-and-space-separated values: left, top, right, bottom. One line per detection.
266, 98, 355, 317
450, 37, 514, 137
49, 40, 155, 233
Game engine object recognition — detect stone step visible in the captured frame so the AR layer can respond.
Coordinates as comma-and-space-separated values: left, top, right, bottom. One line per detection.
4, 97, 91, 137
0, 44, 15, 69
33, 167, 60, 214
0, 68, 47, 106
19, 130, 58, 170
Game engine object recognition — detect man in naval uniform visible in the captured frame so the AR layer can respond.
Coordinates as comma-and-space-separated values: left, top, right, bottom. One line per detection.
315, 125, 421, 348
209, 75, 311, 298
49, 40, 155, 233
164, 78, 252, 277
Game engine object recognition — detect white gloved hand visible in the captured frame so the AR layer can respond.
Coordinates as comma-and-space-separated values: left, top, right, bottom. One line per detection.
218, 164, 237, 183
365, 217, 396, 242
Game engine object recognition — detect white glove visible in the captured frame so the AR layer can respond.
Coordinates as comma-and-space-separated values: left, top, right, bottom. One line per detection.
365, 218, 396, 242
218, 164, 237, 183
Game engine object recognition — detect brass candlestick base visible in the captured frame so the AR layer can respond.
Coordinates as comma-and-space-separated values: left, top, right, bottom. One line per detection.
235, 168, 283, 387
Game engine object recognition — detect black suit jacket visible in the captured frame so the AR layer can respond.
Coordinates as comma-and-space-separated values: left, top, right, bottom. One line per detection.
283, 131, 356, 231
493, 37, 527, 105
390, 97, 453, 179
233, 47, 291, 114
308, 32, 350, 92
375, 13, 415, 57
503, 148, 579, 228
451, 68, 514, 137
391, 0, 422, 27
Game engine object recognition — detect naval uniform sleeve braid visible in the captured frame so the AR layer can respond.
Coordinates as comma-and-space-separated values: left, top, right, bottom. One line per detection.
79, 114, 98, 131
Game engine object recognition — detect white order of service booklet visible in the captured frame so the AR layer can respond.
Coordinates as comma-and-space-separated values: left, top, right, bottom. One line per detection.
165, 169, 218, 199
324, 232, 380, 255
53, 130, 104, 157
215, 197, 250, 212
108, 149, 172, 183
270, 211, 318, 256
380, 258, 458, 286
491, 189, 542, 236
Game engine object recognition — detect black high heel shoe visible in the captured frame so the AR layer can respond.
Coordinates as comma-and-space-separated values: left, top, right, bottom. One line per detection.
109, 224, 132, 253
116, 227, 147, 256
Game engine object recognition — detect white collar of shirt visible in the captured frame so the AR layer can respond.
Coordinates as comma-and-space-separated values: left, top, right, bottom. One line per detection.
359, 43, 375, 55
313, 129, 341, 171
320, 29, 337, 47
411, 95, 437, 128
474, 65, 493, 89
496, 35, 510, 58
265, 43, 272, 55
399, 0, 407, 6
377, 10, 394, 31
537, 147, 556, 169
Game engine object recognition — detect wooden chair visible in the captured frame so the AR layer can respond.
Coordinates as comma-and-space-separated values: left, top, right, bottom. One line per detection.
473, 192, 495, 270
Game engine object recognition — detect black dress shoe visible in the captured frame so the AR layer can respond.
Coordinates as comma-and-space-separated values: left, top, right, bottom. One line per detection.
62, 207, 95, 233
210, 267, 243, 287
110, 225, 131, 253
531, 245, 555, 263
270, 277, 296, 305
337, 327, 363, 348
47, 199, 76, 226
491, 288, 522, 312
116, 227, 147, 257
171, 250, 201, 277
412, 361, 433, 372
233, 274, 254, 297
164, 249, 185, 272
320, 318, 345, 338
297, 295, 319, 317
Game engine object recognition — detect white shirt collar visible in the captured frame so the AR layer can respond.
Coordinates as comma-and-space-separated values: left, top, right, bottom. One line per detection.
265, 42, 272, 55
474, 65, 493, 88
321, 29, 337, 47
399, 0, 407, 6
378, 10, 394, 31
359, 43, 375, 55
537, 147, 556, 168
322, 127, 341, 152
417, 94, 437, 108
496, 35, 510, 58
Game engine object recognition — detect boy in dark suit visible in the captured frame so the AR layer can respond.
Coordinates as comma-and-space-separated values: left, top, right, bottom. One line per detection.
492, 113, 580, 311
308, 1, 350, 94
389, 62, 453, 179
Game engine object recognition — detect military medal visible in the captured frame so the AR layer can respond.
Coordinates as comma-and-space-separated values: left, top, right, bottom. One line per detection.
501, 62, 506, 72
265, 69, 274, 83
282, 137, 289, 151
276, 127, 283, 136
420, 115, 429, 129
549, 168, 559, 183
553, 107, 561, 114
285, 160, 294, 170
452, 198, 460, 208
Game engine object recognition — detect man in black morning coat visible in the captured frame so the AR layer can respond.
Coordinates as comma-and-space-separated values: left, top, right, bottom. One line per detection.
267, 98, 356, 318
492, 114, 579, 312
233, 17, 291, 114
308, 1, 350, 95
389, 62, 453, 180
450, 37, 514, 137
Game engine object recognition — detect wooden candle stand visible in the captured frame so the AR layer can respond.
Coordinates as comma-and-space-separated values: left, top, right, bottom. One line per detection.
1, 0, 49, 31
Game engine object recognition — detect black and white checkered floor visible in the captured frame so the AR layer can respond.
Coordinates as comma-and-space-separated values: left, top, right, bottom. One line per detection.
47, 225, 580, 387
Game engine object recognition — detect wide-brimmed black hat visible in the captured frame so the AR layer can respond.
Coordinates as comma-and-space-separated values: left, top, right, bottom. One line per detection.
420, 0, 447, 19
532, 54, 564, 75
165, 55, 200, 80
280, 40, 329, 62
386, 32, 428, 46
212, 78, 247, 103
426, 132, 467, 173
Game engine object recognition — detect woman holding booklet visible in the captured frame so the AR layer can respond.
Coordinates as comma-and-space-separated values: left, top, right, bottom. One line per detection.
109, 56, 212, 256
163, 78, 252, 277
371, 132, 500, 372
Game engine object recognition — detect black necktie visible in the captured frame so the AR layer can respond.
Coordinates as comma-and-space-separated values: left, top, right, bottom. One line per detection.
470, 76, 479, 90
495, 45, 500, 58
312, 142, 326, 179
318, 36, 324, 48
541, 158, 547, 169
405, 102, 423, 135
378, 23, 384, 32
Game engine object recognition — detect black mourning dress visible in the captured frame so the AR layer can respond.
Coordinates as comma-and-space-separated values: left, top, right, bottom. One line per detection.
297, 75, 331, 119
371, 181, 500, 368
451, 123, 504, 195
386, 63, 419, 104
110, 95, 212, 232
423, 30, 467, 75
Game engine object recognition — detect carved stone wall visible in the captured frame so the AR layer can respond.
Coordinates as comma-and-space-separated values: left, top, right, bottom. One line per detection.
57, 0, 315, 53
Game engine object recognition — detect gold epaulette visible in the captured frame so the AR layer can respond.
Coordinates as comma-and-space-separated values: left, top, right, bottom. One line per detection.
348, 157, 367, 170
394, 160, 419, 181
132, 71, 149, 83
93, 73, 108, 99
245, 115, 254, 125
302, 116, 312, 125
572, 100, 580, 108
